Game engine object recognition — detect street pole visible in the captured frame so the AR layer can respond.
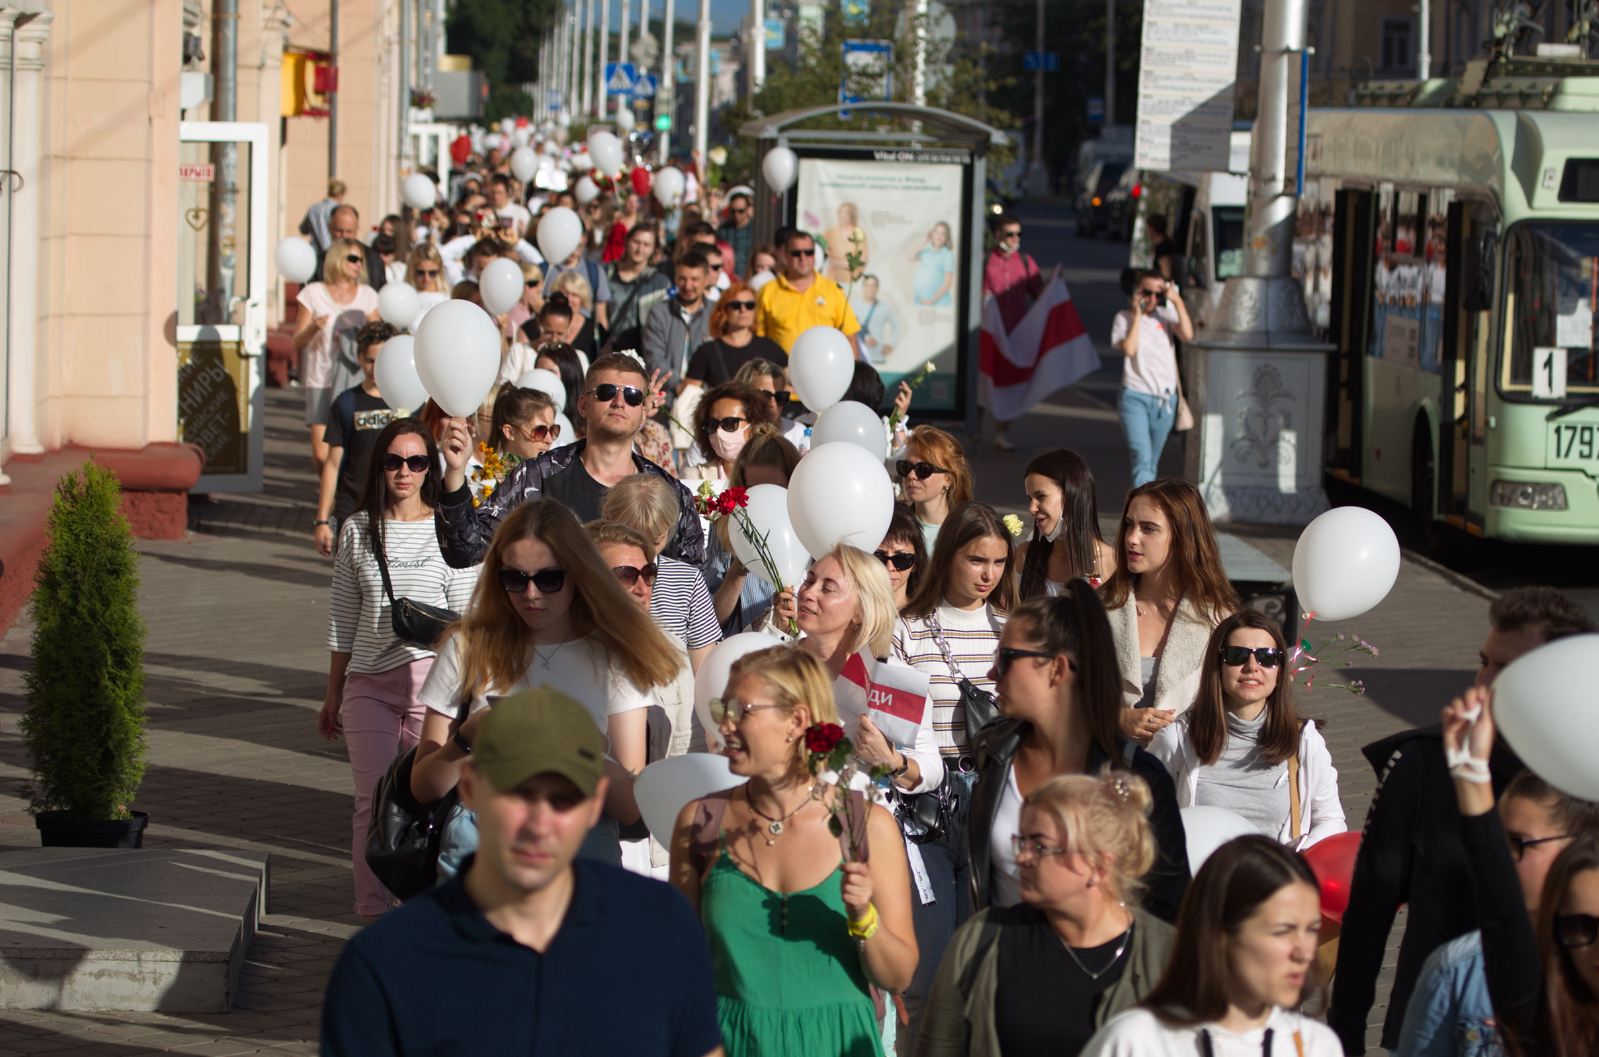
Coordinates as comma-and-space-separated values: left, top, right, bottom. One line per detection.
1418, 0, 1431, 79
598, 0, 611, 117
399, 0, 410, 178
750, 0, 765, 97
660, 0, 675, 163
618, 0, 631, 104
329, 0, 339, 177
569, 5, 581, 122
1246, 0, 1304, 281
1030, 0, 1044, 172
583, 0, 595, 117
694, 0, 710, 166
912, 0, 927, 106
1105, 0, 1115, 125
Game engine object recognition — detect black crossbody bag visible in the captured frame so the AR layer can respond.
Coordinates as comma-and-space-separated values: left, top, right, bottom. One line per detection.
929, 610, 1002, 742
370, 527, 459, 650
365, 698, 469, 900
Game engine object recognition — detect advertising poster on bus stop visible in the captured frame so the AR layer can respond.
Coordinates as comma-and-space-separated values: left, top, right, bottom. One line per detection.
796, 157, 964, 411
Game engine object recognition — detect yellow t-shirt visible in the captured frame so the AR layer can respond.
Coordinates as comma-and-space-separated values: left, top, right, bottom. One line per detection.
755, 273, 862, 352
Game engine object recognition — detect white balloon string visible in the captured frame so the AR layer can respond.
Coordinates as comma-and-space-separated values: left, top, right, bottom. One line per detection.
1446, 703, 1492, 783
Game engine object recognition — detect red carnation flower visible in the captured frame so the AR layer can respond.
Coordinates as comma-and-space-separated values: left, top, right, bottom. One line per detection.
723, 487, 750, 509
804, 722, 845, 755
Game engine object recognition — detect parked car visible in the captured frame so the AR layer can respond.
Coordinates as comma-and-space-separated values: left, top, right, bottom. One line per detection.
1073, 160, 1128, 237
1102, 166, 1146, 241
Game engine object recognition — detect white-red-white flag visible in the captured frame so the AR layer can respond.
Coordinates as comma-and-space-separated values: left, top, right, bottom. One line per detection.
978, 276, 1102, 421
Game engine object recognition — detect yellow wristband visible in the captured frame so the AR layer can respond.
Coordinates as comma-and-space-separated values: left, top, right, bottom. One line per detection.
847, 902, 879, 940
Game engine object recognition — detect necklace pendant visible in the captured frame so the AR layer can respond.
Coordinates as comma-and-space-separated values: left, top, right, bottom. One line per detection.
768, 820, 784, 836
540, 658, 551, 670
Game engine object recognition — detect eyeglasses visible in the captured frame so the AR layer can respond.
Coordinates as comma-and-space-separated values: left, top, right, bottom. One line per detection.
873, 550, 916, 571
790, 247, 816, 257
1219, 646, 1284, 668
1556, 913, 1599, 949
897, 460, 950, 480
726, 300, 757, 311
517, 422, 562, 443
707, 697, 786, 724
995, 647, 1058, 679
1009, 835, 1067, 864
1508, 833, 1574, 862
345, 254, 365, 264
761, 389, 792, 406
586, 383, 646, 407
707, 416, 749, 433
381, 453, 430, 473
416, 267, 442, 278
498, 567, 568, 594
612, 564, 658, 587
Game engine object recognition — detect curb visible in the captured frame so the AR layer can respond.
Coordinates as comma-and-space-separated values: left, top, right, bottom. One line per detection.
1401, 548, 1500, 602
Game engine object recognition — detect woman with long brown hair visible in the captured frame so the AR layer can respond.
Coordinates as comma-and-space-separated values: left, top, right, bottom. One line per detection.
899, 425, 974, 554
1147, 610, 1345, 849
1100, 478, 1237, 745
1018, 447, 1116, 599
411, 499, 684, 869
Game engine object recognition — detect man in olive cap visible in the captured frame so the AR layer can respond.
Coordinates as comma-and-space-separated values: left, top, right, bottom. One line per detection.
322, 688, 724, 1057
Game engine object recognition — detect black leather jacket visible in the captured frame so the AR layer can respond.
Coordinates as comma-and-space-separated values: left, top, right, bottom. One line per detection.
435, 440, 705, 570
966, 717, 1191, 923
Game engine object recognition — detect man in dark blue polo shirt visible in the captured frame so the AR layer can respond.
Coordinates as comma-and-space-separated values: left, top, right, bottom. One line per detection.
321, 688, 725, 1057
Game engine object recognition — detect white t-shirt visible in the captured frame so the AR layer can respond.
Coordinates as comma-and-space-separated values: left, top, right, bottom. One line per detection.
989, 761, 1025, 907
1110, 304, 1181, 399
418, 630, 651, 734
497, 203, 533, 238
1083, 1007, 1342, 1057
297, 282, 379, 389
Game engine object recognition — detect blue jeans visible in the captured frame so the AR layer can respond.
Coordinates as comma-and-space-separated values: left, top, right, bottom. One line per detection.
1119, 387, 1176, 487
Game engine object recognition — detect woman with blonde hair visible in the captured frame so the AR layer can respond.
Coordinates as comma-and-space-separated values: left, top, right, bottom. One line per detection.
295, 235, 380, 473
918, 770, 1176, 1057
602, 474, 721, 672
411, 499, 684, 869
900, 425, 974, 554
405, 243, 450, 329
549, 270, 602, 357
670, 645, 918, 1057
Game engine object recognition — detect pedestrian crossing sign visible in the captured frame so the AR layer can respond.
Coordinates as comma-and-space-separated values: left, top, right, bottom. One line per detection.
605, 62, 638, 95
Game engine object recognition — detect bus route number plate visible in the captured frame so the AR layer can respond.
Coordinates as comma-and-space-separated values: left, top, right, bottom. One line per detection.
1533, 346, 1567, 400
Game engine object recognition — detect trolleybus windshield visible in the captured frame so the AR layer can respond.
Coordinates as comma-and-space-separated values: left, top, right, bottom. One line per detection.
1503, 223, 1599, 399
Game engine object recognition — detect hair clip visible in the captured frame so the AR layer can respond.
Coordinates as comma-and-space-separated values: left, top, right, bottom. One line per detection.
1109, 774, 1133, 802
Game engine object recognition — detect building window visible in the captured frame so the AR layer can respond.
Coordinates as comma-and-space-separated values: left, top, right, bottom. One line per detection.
1381, 18, 1414, 75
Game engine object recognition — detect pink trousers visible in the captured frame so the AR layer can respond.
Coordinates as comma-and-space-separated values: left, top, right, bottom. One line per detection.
342, 658, 432, 916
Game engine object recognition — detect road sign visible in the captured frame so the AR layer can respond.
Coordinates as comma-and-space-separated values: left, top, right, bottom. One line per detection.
633, 72, 659, 100
546, 88, 562, 111
1022, 51, 1059, 71
764, 18, 785, 49
654, 113, 672, 131
604, 62, 637, 95
1087, 96, 1105, 124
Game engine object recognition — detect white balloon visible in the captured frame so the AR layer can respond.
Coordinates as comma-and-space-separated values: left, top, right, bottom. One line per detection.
588, 129, 624, 175
788, 326, 855, 412
484, 132, 505, 150
401, 173, 436, 210
811, 401, 886, 461
479, 257, 525, 316
554, 410, 575, 446
273, 237, 317, 284
654, 166, 686, 207
514, 367, 567, 411
412, 299, 502, 417
536, 206, 583, 267
694, 632, 786, 752
1180, 806, 1260, 872
1494, 634, 1599, 800
635, 754, 742, 844
556, 111, 571, 129
1291, 507, 1401, 622
786, 442, 895, 559
571, 152, 592, 171
729, 484, 811, 588
377, 281, 420, 328
373, 336, 429, 413
574, 175, 600, 204
615, 106, 636, 131
748, 270, 775, 292
510, 146, 538, 183
762, 145, 798, 193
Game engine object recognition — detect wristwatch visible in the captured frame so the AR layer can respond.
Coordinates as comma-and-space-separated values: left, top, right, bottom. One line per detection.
313, 519, 332, 527
891, 752, 911, 779
452, 730, 472, 755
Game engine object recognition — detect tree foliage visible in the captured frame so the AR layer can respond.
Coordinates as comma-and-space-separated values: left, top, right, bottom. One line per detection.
21, 461, 148, 820
446, 0, 563, 121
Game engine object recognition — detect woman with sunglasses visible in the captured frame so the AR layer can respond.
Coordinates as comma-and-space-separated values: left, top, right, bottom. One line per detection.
683, 381, 776, 481
683, 282, 788, 390
413, 499, 685, 871
484, 385, 561, 460
970, 589, 1190, 922
875, 505, 927, 612
321, 419, 477, 920
733, 359, 802, 443
1442, 689, 1599, 1057
1018, 447, 1116, 600
919, 770, 1175, 1057
1146, 611, 1344, 850
668, 645, 917, 1057
1081, 836, 1338, 1057
296, 235, 380, 474
900, 425, 974, 554
1396, 770, 1599, 1057
405, 244, 450, 329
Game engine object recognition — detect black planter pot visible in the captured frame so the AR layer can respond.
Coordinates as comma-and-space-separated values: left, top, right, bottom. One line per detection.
36, 811, 148, 849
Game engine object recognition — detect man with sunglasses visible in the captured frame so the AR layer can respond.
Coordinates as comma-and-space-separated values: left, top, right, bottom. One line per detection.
1330, 586, 1597, 1055
436, 353, 706, 572
718, 192, 754, 277
753, 231, 862, 359
314, 322, 405, 557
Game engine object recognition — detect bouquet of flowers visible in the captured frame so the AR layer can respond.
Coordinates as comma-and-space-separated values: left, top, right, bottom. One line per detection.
471, 442, 523, 508
695, 482, 798, 635
802, 722, 892, 863
1289, 613, 1379, 694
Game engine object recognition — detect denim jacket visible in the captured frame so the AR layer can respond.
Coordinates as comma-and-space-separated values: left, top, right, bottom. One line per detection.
1393, 930, 1503, 1057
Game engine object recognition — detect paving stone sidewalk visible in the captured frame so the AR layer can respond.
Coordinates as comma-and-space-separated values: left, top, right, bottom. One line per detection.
0, 389, 1490, 1054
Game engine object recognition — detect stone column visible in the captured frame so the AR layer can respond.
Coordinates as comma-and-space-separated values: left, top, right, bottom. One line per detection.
2, 9, 52, 458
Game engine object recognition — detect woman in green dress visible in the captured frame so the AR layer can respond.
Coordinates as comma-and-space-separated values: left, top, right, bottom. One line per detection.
670, 645, 919, 1057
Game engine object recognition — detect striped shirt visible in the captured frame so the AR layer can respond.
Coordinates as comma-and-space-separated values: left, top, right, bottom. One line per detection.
327, 514, 481, 674
893, 603, 1006, 755
650, 555, 721, 651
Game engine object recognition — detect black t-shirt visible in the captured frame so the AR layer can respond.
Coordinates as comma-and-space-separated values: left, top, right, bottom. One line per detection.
993, 904, 1129, 1057
1152, 238, 1180, 274
685, 336, 788, 387
540, 452, 611, 524
325, 386, 405, 520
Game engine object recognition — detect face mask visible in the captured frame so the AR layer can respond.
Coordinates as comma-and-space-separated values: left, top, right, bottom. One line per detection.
1045, 511, 1065, 543
711, 427, 749, 463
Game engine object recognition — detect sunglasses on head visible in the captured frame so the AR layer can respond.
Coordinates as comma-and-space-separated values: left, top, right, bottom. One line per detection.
707, 416, 749, 433
1557, 912, 1599, 949
873, 550, 916, 571
726, 299, 757, 311
586, 383, 646, 406
995, 647, 1061, 679
345, 254, 365, 264
790, 247, 816, 257
612, 564, 658, 587
498, 567, 567, 594
897, 459, 949, 480
381, 453, 429, 473
1218, 646, 1283, 668
518, 422, 561, 443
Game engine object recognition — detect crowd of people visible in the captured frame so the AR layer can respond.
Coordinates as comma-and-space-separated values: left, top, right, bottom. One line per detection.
307, 147, 1599, 1057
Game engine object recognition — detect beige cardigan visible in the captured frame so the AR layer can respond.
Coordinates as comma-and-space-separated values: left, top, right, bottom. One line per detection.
1105, 591, 1220, 717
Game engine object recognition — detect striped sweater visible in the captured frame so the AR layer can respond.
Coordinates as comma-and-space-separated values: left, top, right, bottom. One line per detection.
893, 603, 1007, 755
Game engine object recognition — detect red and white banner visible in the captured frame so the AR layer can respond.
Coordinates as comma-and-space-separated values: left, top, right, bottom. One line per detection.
978, 276, 1103, 422
838, 651, 931, 749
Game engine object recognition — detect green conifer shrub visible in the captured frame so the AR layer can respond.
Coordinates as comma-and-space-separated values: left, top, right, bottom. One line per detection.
21, 460, 148, 820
